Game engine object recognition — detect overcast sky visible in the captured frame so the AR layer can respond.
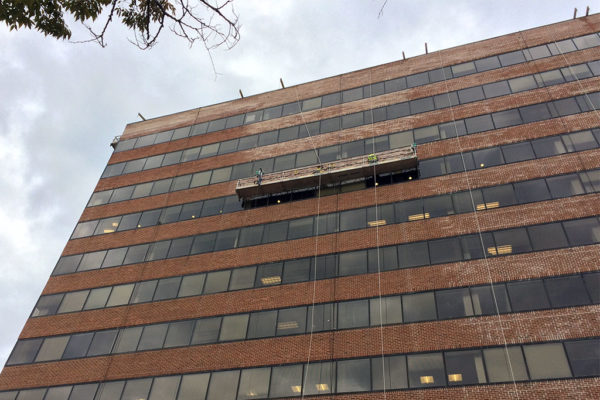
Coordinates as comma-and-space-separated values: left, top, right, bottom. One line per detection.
0, 0, 591, 368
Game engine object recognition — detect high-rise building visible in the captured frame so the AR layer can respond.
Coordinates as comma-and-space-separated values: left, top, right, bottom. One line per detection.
1, 14, 600, 400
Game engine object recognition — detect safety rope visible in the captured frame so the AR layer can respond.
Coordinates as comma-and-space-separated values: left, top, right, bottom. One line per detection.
367, 69, 388, 399
436, 50, 521, 398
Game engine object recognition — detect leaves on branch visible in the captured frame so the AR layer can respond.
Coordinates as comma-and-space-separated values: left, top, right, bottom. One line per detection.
0, 0, 240, 50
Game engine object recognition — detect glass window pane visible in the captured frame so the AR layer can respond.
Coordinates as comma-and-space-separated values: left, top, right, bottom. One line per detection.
483, 81, 511, 98
164, 320, 195, 348
282, 258, 310, 284
95, 381, 125, 400
565, 339, 600, 377
69, 384, 97, 400
369, 296, 402, 326
406, 71, 429, 88
219, 314, 248, 341
177, 373, 209, 400
546, 174, 585, 198
58, 291, 88, 313
84, 287, 111, 310
514, 179, 551, 203
445, 350, 487, 385
87, 330, 117, 356
492, 228, 531, 255
256, 263, 282, 287
203, 270, 231, 294
337, 359, 371, 393
247, 310, 277, 339
398, 242, 430, 268
509, 75, 538, 93
502, 141, 535, 164
372, 355, 408, 390
237, 367, 270, 400
483, 346, 529, 382
470, 284, 511, 315
145, 240, 170, 262
137, 323, 168, 350
191, 318, 221, 345
113, 326, 143, 354
210, 167, 231, 184
288, 217, 313, 240
402, 292, 436, 322
452, 61, 476, 77
386, 102, 410, 119
270, 365, 303, 398
190, 171, 211, 188
14, 389, 46, 400
528, 223, 569, 251
53, 255, 82, 275
473, 147, 504, 168
458, 86, 485, 103
563, 217, 600, 245
337, 299, 369, 329
78, 251, 106, 271
506, 280, 550, 312
436, 288, 473, 319
32, 294, 63, 317
121, 378, 152, 400
475, 56, 501, 72
524, 343, 572, 379
303, 361, 335, 395
410, 97, 434, 114
35, 336, 69, 362
167, 237, 193, 258
492, 109, 522, 129
339, 250, 367, 276
407, 352, 446, 388
131, 280, 157, 304
214, 230, 238, 251
465, 115, 494, 134
429, 237, 462, 264
482, 184, 516, 208
153, 277, 181, 301
532, 135, 567, 157
43, 386, 71, 400
308, 303, 336, 333
544, 275, 590, 308
583, 272, 600, 303
123, 244, 149, 265
178, 274, 205, 297
277, 307, 307, 336
6, 339, 42, 365
148, 376, 180, 400
106, 284, 134, 307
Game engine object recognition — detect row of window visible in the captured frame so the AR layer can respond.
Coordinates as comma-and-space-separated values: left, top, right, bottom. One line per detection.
54, 215, 600, 298
3, 338, 599, 400
12, 271, 600, 366
88, 91, 600, 208
76, 132, 600, 241
102, 60, 600, 179
111, 32, 600, 153
63, 167, 599, 282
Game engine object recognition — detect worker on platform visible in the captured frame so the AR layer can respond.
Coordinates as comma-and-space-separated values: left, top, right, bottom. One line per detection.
256, 168, 264, 185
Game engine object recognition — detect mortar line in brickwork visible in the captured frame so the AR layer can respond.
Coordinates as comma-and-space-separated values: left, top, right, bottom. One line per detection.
368, 67, 387, 400
437, 48, 522, 398
293, 85, 322, 400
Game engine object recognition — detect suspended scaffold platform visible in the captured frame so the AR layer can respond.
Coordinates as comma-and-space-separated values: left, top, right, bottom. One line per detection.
235, 145, 417, 199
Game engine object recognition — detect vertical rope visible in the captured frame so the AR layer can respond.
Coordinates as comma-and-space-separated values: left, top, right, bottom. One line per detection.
436, 50, 521, 398
367, 70, 387, 399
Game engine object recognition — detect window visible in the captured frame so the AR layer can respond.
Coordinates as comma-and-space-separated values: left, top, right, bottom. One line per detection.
131, 280, 157, 304
256, 263, 282, 287
520, 103, 551, 123
583, 272, 600, 303
229, 267, 256, 291
146, 241, 171, 262
473, 147, 504, 168
95, 381, 125, 400
483, 346, 529, 382
148, 376, 180, 400
544, 275, 590, 308
106, 284, 134, 307
339, 250, 367, 276
164, 320, 195, 348
369, 296, 402, 326
436, 288, 473, 319
177, 374, 209, 400
406, 72, 429, 88
191, 318, 221, 345
86, 330, 117, 356
470, 284, 511, 315
214, 230, 238, 251
508, 75, 538, 92
565, 339, 600, 377
238, 225, 264, 247
342, 87, 363, 103
206, 370, 240, 400
237, 368, 270, 400
57, 291, 87, 313
137, 324, 168, 350
246, 310, 277, 339
445, 350, 487, 385
492, 228, 532, 255
84, 287, 111, 310
410, 97, 435, 114
282, 258, 310, 284
483, 81, 511, 98
203, 270, 231, 294
499, 50, 526, 66
506, 280, 549, 312
562, 217, 600, 245
414, 126, 439, 144
287, 217, 313, 240
458, 86, 485, 103
531, 135, 566, 157
7, 339, 43, 365
32, 294, 62, 317
386, 102, 410, 119
452, 61, 476, 77
523, 343, 572, 379
269, 365, 303, 398
407, 352, 446, 388
492, 109, 522, 128
78, 251, 106, 271
35, 336, 68, 362
123, 244, 149, 265
219, 314, 248, 341
277, 307, 307, 336
398, 242, 430, 268
167, 237, 193, 258
308, 303, 336, 333
337, 299, 369, 329
475, 56, 501, 72
546, 174, 585, 198
402, 292, 436, 322
113, 327, 142, 353
527, 223, 568, 250
429, 237, 462, 265
304, 362, 335, 395
337, 358, 371, 393
178, 274, 205, 297
513, 179, 551, 203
